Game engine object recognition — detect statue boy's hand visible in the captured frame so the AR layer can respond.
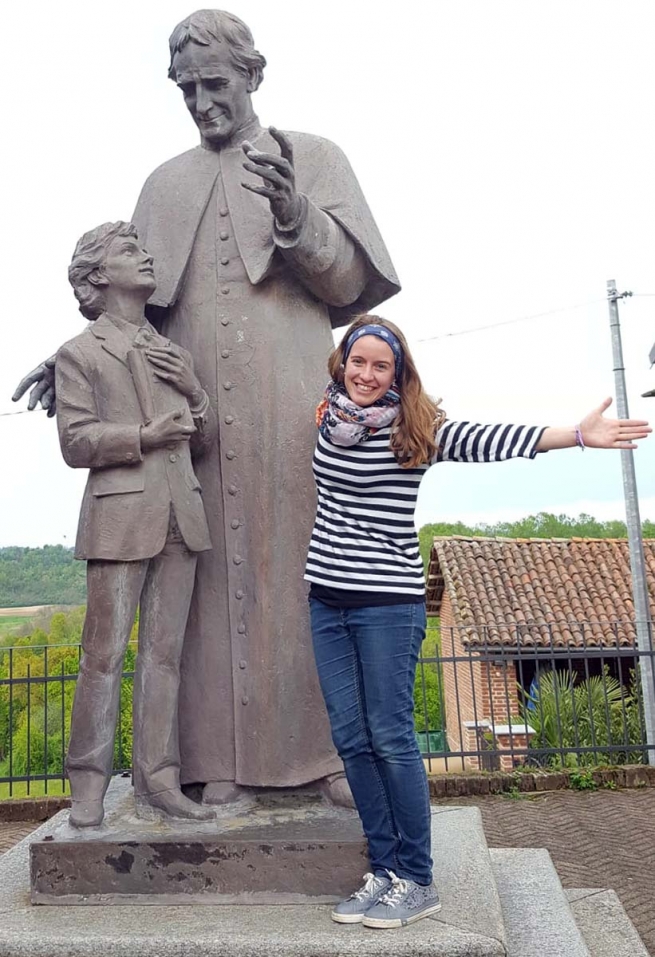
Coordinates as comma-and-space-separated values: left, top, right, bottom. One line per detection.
146, 346, 202, 401
241, 127, 303, 227
140, 409, 195, 451
12, 355, 57, 416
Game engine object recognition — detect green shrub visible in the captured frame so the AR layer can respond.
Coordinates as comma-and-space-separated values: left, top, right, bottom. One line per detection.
520, 667, 645, 768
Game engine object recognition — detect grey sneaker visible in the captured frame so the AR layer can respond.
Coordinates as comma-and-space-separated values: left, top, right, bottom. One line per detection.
362, 870, 441, 928
331, 872, 392, 924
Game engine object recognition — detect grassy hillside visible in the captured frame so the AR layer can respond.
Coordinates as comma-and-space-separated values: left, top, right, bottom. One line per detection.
0, 546, 86, 608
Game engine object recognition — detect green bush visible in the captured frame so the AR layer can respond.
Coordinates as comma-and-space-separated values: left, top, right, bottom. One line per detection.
414, 627, 444, 732
520, 667, 645, 768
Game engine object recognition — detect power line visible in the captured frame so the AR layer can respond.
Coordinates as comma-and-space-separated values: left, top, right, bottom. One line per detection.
416, 289, 654, 344
416, 296, 610, 343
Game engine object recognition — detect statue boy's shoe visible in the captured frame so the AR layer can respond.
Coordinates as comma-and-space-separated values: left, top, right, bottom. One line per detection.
331, 872, 392, 923
361, 871, 441, 928
137, 788, 216, 821
69, 799, 104, 829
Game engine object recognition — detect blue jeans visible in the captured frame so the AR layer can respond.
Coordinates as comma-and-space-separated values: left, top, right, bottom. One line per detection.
310, 599, 432, 885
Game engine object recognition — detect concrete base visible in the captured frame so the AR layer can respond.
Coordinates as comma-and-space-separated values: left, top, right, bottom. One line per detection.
491, 848, 590, 956
566, 889, 650, 957
30, 777, 368, 904
0, 806, 509, 956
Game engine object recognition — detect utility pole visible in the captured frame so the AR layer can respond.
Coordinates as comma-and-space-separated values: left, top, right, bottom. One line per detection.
607, 279, 655, 766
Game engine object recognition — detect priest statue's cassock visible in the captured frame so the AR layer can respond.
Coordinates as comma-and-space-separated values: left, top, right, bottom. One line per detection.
132, 118, 400, 795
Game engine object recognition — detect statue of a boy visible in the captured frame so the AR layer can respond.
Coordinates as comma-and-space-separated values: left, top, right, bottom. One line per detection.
58, 221, 216, 827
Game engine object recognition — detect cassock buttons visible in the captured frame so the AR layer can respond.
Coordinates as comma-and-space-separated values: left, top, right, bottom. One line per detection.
241, 695, 249, 705
233, 555, 243, 564
219, 230, 229, 241
237, 624, 246, 634
221, 318, 229, 326
220, 257, 229, 266
224, 415, 234, 424
221, 287, 230, 295
235, 589, 244, 599
228, 485, 238, 495
221, 350, 230, 358
238, 660, 247, 669
226, 450, 236, 460
223, 381, 233, 390
219, 207, 228, 217
230, 519, 240, 529
169, 454, 177, 463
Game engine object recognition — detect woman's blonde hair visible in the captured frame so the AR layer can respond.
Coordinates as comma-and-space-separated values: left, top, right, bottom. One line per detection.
328, 315, 445, 468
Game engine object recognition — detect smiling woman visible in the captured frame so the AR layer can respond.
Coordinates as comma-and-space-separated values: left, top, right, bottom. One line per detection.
308, 313, 650, 929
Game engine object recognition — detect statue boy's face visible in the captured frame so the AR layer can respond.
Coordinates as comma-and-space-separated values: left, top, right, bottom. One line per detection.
100, 235, 157, 295
173, 41, 254, 147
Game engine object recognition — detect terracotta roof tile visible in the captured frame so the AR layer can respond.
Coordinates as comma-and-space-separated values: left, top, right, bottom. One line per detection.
426, 537, 655, 648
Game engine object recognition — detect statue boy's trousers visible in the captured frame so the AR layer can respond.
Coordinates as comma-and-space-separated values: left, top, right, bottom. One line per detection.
66, 518, 197, 797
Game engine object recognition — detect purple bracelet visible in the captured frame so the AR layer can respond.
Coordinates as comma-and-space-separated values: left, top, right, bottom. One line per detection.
575, 426, 585, 451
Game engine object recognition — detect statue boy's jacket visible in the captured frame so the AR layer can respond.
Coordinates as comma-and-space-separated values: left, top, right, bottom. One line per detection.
56, 316, 213, 562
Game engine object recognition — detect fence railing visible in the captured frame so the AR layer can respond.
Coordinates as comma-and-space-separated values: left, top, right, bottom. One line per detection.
1, 621, 654, 794
417, 619, 655, 773
0, 641, 135, 797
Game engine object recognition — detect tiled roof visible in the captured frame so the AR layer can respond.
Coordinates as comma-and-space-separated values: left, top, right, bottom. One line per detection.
426, 537, 655, 648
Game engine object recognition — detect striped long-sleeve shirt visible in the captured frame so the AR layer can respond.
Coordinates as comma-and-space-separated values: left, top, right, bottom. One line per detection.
305, 420, 546, 602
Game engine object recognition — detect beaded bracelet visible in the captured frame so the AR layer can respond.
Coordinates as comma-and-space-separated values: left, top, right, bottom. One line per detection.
575, 426, 585, 451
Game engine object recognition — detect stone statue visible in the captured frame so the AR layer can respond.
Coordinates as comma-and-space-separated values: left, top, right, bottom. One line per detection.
59, 221, 217, 827
13, 10, 400, 806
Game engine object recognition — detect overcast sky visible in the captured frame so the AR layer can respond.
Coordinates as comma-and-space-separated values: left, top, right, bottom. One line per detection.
1, 0, 654, 546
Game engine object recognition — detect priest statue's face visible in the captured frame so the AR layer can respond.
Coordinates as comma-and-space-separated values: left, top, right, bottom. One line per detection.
172, 40, 256, 147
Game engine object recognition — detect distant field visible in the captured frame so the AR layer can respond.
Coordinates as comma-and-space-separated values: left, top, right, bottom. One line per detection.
0, 617, 30, 636
0, 605, 54, 617
0, 611, 35, 638
0, 605, 76, 640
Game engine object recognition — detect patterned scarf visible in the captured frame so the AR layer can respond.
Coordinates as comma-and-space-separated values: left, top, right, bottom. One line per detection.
315, 380, 400, 447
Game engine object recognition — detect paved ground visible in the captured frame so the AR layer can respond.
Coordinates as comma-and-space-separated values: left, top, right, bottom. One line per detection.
1, 789, 654, 953
436, 788, 655, 956
0, 821, 36, 855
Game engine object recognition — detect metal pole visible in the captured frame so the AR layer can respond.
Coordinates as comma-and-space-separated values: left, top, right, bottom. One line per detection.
607, 279, 655, 765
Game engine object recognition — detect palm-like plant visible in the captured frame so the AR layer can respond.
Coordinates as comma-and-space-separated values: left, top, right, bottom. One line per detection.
519, 667, 642, 768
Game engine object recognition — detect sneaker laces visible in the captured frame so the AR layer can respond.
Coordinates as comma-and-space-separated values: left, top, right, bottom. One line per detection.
377, 870, 410, 908
352, 872, 387, 901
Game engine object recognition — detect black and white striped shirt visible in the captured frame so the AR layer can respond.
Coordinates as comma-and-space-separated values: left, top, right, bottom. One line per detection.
305, 421, 545, 599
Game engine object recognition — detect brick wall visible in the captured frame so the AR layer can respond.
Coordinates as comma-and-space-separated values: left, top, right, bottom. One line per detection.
440, 594, 520, 768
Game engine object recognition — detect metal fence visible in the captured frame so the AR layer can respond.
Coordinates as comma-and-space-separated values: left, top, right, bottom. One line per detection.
1, 622, 654, 794
417, 619, 655, 773
0, 641, 135, 797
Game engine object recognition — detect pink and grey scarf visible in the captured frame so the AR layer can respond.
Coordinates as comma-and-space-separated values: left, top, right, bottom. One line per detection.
315, 381, 400, 447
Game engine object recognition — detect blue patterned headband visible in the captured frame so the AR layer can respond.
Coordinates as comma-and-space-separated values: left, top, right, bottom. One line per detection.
343, 324, 404, 382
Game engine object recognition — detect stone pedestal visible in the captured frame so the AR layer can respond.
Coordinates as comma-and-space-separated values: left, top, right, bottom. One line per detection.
30, 777, 367, 905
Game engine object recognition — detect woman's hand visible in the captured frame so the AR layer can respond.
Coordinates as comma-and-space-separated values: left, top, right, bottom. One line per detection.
536, 397, 651, 451
579, 397, 651, 449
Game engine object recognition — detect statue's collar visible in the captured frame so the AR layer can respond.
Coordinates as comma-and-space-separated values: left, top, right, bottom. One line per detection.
200, 115, 263, 154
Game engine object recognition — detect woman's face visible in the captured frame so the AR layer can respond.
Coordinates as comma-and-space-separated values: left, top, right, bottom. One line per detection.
343, 334, 395, 406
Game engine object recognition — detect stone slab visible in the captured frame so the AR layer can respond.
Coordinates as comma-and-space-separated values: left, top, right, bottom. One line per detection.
30, 778, 368, 904
491, 848, 590, 956
0, 806, 507, 956
566, 889, 650, 957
